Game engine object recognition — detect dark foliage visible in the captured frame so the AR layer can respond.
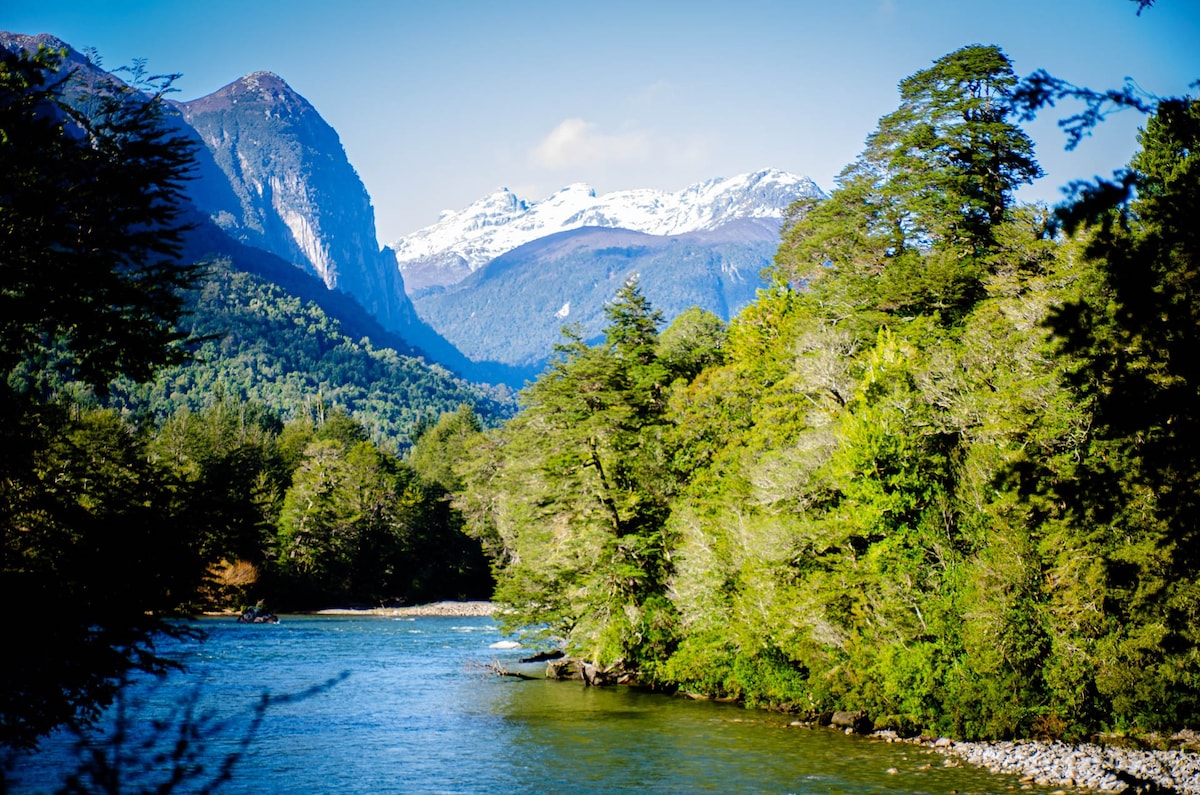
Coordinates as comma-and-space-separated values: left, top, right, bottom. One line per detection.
0, 45, 204, 749
0, 46, 200, 393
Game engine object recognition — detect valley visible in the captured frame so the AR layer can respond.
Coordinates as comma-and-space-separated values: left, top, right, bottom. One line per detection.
5, 11, 1200, 782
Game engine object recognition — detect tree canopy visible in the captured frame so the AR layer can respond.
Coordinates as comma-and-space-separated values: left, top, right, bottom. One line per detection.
455, 43, 1200, 740
776, 44, 1041, 327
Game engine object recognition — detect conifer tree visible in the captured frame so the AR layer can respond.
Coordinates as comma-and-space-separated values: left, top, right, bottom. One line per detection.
464, 279, 679, 672
1030, 96, 1200, 730
777, 44, 1041, 325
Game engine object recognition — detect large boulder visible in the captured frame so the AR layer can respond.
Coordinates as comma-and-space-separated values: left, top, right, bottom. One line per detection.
830, 710, 874, 734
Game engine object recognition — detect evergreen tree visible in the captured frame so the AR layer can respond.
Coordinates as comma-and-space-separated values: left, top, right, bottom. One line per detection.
884, 44, 1042, 249
408, 404, 483, 494
271, 409, 491, 608
1027, 96, 1200, 730
657, 306, 728, 385
152, 398, 286, 572
776, 44, 1041, 326
462, 280, 679, 673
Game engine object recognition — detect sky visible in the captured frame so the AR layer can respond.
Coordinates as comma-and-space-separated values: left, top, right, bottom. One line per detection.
5, 1, 1200, 245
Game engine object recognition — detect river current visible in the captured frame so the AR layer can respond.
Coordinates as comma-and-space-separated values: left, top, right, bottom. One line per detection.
9, 615, 1035, 794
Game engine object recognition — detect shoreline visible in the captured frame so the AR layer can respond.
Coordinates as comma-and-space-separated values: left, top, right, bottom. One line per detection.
211, 604, 1199, 791
857, 730, 1200, 794
312, 600, 497, 617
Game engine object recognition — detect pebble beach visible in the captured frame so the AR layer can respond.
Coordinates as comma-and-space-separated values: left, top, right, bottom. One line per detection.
314, 600, 497, 617
878, 732, 1200, 794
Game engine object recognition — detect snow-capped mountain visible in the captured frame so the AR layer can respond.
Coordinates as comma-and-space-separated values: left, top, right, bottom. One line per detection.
393, 168, 825, 293
413, 220, 784, 372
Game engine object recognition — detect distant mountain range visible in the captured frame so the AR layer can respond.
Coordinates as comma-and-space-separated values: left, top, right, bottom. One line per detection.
400, 172, 824, 371
3, 30, 827, 389
394, 169, 824, 294
413, 219, 786, 369
396, 171, 824, 374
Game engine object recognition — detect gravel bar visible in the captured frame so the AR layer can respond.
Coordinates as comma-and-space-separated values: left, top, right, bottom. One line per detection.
314, 601, 497, 617
872, 731, 1200, 793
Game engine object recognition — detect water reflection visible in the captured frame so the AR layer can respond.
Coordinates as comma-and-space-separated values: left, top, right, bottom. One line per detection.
483, 677, 1017, 794
9, 617, 1031, 795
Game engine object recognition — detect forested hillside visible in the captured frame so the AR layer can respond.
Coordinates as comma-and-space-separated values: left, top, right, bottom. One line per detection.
449, 45, 1200, 740
112, 257, 512, 447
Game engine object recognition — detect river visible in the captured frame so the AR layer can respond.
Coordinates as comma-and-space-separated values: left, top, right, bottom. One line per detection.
8, 615, 1040, 794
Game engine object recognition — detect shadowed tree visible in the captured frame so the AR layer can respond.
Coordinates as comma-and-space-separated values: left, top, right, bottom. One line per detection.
1024, 97, 1200, 730
1, 45, 203, 749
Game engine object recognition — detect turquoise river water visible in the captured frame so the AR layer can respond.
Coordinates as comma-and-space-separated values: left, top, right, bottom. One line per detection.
8, 615, 1045, 794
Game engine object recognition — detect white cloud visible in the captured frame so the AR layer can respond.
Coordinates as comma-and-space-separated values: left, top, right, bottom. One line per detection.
530, 118, 651, 170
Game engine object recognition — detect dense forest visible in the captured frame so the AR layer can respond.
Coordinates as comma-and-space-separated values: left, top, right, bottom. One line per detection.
112, 257, 513, 446
447, 44, 1200, 741
3, 16, 1196, 759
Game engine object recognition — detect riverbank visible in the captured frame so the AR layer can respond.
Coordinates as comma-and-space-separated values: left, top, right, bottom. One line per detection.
313, 600, 496, 617
523, 651, 1200, 793
216, 604, 1198, 791
873, 731, 1200, 794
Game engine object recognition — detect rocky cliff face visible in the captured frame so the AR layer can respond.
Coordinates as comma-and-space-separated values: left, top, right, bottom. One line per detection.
176, 72, 415, 332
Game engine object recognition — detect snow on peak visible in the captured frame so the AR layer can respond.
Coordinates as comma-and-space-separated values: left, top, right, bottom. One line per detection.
392, 169, 824, 284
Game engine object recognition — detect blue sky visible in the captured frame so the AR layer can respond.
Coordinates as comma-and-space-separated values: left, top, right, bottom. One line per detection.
6, 1, 1199, 244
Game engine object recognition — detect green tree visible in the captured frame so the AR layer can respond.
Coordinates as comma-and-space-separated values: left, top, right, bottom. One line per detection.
776, 44, 1041, 326
152, 398, 286, 570
1, 407, 203, 749
1, 45, 202, 749
1027, 96, 1200, 731
274, 435, 399, 603
463, 280, 679, 674
884, 44, 1042, 250
657, 306, 727, 384
272, 410, 491, 608
408, 404, 482, 494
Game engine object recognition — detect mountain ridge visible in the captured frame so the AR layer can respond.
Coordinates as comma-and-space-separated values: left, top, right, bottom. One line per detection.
412, 219, 782, 370
393, 169, 825, 293
173, 71, 415, 333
